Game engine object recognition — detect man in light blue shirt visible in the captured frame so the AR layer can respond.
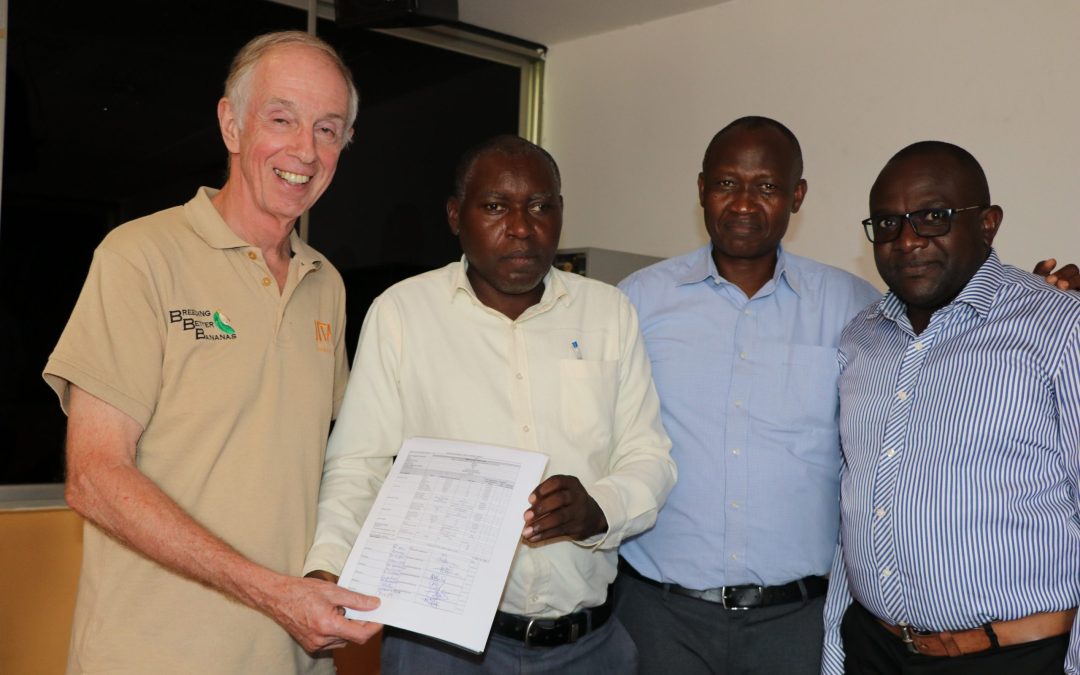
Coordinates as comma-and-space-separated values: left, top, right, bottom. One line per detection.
615, 117, 879, 674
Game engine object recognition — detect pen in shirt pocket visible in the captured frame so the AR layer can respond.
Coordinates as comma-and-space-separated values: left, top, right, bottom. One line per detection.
570, 340, 584, 360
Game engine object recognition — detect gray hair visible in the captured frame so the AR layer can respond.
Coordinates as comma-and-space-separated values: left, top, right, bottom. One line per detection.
224, 31, 360, 145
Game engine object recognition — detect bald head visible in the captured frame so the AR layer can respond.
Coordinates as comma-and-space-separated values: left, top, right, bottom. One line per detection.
873, 141, 990, 206
703, 116, 803, 182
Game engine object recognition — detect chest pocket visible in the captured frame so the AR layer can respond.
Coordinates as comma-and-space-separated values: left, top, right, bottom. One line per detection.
756, 342, 840, 432
559, 359, 618, 447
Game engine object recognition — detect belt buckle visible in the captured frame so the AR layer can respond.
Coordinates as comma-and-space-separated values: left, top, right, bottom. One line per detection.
721, 586, 752, 611
898, 625, 920, 654
524, 618, 538, 648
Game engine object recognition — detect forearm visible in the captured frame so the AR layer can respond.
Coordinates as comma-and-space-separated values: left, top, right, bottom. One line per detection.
820, 542, 852, 675
586, 453, 676, 548
64, 385, 381, 652
66, 459, 282, 612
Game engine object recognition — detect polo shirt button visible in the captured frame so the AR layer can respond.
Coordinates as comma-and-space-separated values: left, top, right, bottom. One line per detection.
248, 251, 257, 260
262, 277, 271, 287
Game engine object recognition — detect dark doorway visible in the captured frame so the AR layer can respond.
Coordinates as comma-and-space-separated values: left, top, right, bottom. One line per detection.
0, 0, 522, 484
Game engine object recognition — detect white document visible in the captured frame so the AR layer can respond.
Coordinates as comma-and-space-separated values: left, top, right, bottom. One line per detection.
337, 437, 549, 653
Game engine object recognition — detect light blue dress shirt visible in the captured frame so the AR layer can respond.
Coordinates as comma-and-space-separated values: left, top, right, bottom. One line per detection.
618, 245, 879, 588
822, 251, 1080, 673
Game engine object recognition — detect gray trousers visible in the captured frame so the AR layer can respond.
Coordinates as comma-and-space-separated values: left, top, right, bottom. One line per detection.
380, 615, 638, 675
615, 570, 825, 675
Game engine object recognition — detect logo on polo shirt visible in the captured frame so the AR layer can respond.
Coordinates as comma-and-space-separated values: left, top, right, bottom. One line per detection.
315, 320, 333, 353
168, 307, 238, 341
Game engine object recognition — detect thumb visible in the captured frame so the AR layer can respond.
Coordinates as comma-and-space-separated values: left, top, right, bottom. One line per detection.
1033, 258, 1057, 276
332, 586, 381, 612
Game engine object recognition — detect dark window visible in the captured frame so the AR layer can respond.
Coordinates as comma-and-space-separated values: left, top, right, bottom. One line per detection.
0, 0, 520, 484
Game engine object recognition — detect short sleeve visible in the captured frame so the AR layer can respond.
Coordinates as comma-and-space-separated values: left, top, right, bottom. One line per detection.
43, 246, 165, 428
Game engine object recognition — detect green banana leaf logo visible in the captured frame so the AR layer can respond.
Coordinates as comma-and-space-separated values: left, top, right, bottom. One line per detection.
213, 310, 236, 335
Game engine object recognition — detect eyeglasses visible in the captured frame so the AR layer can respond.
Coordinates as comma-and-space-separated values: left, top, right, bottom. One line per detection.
861, 205, 987, 243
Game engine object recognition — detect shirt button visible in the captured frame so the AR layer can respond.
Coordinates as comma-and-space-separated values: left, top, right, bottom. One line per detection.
730, 552, 739, 560
885, 448, 897, 458
739, 352, 748, 360
261, 277, 272, 287
522, 425, 530, 433
734, 400, 743, 408
882, 567, 893, 577
730, 501, 740, 509
896, 390, 909, 401
743, 309, 753, 316
914, 341, 925, 351
247, 251, 257, 260
732, 448, 741, 456
875, 507, 886, 518
516, 373, 524, 380
530, 595, 540, 602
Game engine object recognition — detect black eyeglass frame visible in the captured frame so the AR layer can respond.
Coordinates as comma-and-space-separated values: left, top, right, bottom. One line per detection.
861, 205, 988, 243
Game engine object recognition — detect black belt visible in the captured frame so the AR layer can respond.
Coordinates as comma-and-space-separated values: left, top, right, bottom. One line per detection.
491, 594, 612, 648
619, 556, 827, 610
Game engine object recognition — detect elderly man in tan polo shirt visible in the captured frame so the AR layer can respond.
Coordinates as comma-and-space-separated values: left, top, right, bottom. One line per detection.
43, 32, 380, 674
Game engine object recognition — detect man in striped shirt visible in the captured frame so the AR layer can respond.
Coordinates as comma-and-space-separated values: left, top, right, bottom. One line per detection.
823, 141, 1080, 674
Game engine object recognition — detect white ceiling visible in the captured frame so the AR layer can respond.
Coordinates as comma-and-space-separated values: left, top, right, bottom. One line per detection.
275, 0, 730, 48
458, 0, 731, 46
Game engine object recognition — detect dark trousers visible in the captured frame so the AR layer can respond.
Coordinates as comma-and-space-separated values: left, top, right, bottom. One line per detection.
615, 568, 825, 675
380, 615, 637, 675
841, 601, 1068, 674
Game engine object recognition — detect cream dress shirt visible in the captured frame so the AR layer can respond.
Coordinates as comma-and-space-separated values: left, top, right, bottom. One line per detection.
304, 259, 675, 618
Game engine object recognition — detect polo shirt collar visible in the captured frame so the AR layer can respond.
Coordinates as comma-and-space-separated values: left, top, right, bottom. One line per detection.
186, 187, 324, 271
875, 248, 1003, 324
677, 244, 801, 297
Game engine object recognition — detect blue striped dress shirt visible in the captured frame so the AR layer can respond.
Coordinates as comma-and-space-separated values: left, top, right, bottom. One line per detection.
619, 245, 879, 588
823, 250, 1080, 673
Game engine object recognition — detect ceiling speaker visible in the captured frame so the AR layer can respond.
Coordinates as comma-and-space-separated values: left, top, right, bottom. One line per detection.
334, 0, 458, 28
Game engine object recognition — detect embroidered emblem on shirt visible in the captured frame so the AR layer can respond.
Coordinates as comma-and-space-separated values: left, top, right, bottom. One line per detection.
315, 320, 333, 353
168, 307, 238, 341
213, 310, 236, 335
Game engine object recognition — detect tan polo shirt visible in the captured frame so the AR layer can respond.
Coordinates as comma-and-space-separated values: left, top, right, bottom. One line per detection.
304, 261, 676, 618
43, 188, 348, 675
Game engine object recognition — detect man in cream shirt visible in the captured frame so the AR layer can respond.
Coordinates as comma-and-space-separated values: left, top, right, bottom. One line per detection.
304, 135, 676, 674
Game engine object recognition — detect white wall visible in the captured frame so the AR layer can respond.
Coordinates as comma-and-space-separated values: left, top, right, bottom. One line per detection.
542, 0, 1080, 288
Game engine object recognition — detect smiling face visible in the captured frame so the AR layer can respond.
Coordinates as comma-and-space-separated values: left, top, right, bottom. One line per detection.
447, 148, 563, 319
698, 125, 807, 269
870, 149, 1001, 332
218, 43, 350, 230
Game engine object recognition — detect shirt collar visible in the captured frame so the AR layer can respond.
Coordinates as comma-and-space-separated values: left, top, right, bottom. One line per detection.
676, 244, 801, 297
873, 248, 1003, 324
185, 187, 323, 271
449, 256, 569, 312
